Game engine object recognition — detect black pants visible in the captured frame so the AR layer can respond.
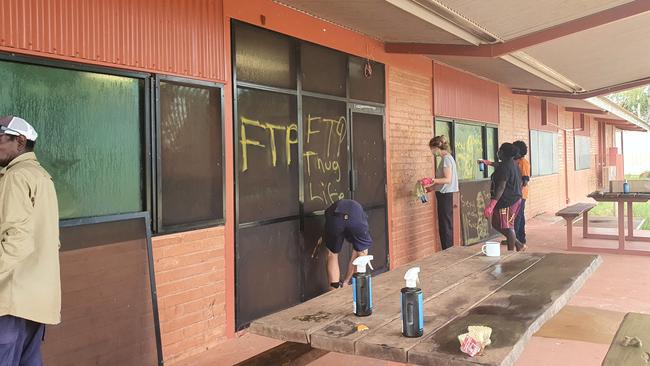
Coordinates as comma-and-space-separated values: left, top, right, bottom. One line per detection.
515, 199, 526, 244
436, 191, 454, 250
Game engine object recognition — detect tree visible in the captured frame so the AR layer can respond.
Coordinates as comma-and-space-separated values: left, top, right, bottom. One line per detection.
607, 86, 649, 122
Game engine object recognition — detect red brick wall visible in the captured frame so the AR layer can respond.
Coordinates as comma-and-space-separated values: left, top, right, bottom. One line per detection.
151, 226, 226, 364
499, 86, 564, 217
388, 67, 439, 268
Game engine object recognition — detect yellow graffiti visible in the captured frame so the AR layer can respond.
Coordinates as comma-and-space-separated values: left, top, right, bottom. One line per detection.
240, 117, 266, 172
239, 113, 349, 208
239, 116, 298, 172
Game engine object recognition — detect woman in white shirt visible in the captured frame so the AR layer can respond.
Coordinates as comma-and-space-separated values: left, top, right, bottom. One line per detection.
425, 135, 459, 250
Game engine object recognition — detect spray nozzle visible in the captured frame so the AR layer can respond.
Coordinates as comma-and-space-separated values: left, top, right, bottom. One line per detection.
352, 255, 374, 273
404, 267, 420, 288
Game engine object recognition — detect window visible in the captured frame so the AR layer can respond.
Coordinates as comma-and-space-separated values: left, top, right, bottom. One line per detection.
0, 60, 144, 220
301, 42, 347, 97
158, 78, 224, 230
574, 135, 591, 170
349, 56, 385, 103
234, 24, 296, 89
486, 127, 498, 163
455, 123, 484, 180
233, 21, 388, 330
434, 118, 498, 181
530, 130, 559, 176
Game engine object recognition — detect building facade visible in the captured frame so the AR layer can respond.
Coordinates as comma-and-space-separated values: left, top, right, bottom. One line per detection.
0, 0, 633, 364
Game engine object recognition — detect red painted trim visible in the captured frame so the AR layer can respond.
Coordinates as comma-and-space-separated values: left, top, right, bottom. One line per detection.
565, 107, 607, 115
433, 63, 499, 124
385, 0, 650, 57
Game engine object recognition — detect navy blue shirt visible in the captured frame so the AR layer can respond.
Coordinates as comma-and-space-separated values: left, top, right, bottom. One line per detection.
323, 199, 373, 253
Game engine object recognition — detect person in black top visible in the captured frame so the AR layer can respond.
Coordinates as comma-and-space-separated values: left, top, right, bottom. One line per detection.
483, 143, 527, 252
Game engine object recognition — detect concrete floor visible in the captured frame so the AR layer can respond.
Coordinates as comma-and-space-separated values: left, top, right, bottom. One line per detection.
181, 215, 650, 365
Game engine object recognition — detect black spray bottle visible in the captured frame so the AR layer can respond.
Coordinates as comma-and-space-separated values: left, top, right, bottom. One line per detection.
401, 267, 423, 337
352, 255, 373, 317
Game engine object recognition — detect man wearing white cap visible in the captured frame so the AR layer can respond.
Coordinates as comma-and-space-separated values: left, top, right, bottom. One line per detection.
0, 116, 60, 366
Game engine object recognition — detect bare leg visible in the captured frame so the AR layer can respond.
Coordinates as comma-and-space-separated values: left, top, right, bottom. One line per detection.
496, 228, 525, 251
327, 250, 340, 285
342, 249, 368, 285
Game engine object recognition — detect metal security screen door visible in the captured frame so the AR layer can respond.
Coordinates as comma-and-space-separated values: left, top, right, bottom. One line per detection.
350, 108, 388, 272
233, 21, 389, 329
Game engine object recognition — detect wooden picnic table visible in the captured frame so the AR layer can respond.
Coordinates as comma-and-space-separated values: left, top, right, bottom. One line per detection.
586, 192, 650, 254
249, 246, 602, 366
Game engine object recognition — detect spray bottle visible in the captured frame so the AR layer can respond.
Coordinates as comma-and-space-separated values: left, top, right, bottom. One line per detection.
401, 267, 423, 337
352, 255, 374, 317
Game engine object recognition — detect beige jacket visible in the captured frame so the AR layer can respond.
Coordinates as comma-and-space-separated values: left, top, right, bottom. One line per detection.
0, 152, 61, 324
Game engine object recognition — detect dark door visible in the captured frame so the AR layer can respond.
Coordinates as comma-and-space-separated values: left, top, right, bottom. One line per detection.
350, 107, 389, 272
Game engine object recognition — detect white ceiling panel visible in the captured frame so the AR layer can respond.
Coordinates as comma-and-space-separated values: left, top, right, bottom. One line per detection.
436, 0, 633, 40
276, 0, 471, 43
523, 12, 650, 90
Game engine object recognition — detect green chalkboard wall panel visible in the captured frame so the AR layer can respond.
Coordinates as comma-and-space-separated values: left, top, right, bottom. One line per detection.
459, 179, 499, 245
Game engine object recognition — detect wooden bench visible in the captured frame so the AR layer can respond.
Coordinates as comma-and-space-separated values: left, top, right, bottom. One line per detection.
555, 203, 597, 249
602, 312, 650, 366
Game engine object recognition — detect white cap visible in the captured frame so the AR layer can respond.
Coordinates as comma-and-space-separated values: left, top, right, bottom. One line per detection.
0, 116, 38, 141
404, 267, 420, 288
352, 255, 374, 273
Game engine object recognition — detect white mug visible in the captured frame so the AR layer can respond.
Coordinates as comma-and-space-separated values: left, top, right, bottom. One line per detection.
481, 241, 501, 257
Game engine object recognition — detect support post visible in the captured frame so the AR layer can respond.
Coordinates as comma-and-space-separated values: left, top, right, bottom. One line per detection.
617, 201, 625, 250
566, 217, 573, 250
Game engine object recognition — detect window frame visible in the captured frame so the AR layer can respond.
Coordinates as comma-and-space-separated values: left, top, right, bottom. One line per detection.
0, 51, 153, 228
0, 52, 228, 235
434, 117, 499, 181
153, 74, 227, 234
530, 129, 560, 177
574, 134, 591, 171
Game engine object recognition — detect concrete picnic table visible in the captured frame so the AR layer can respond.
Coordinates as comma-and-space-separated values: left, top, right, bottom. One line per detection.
249, 246, 602, 366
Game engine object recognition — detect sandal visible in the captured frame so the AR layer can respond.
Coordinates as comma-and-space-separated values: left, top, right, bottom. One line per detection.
516, 243, 528, 252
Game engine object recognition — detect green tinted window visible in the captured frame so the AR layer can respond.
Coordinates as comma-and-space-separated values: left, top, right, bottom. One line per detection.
486, 127, 497, 163
435, 120, 452, 151
455, 123, 484, 180
0, 60, 143, 219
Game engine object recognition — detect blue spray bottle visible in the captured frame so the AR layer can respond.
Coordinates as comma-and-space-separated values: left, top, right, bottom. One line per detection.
352, 255, 373, 317
401, 267, 423, 337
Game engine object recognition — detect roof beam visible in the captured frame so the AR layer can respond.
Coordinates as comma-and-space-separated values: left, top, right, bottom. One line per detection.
564, 107, 608, 115
385, 0, 650, 56
510, 76, 650, 99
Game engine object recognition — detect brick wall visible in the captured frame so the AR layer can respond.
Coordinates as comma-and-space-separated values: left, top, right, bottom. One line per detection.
388, 67, 439, 268
151, 226, 226, 364
499, 86, 564, 217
